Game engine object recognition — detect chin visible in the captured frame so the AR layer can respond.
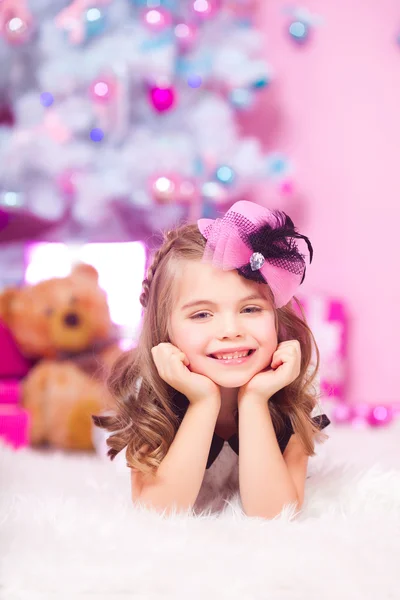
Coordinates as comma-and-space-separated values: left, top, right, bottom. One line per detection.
207, 370, 256, 388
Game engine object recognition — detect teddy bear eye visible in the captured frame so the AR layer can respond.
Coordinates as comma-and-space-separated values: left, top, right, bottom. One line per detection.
44, 307, 54, 317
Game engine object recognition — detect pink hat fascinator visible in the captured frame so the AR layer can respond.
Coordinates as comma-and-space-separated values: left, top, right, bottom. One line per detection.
197, 201, 313, 308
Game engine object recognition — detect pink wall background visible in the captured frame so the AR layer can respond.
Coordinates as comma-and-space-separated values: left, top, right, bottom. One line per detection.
253, 0, 400, 404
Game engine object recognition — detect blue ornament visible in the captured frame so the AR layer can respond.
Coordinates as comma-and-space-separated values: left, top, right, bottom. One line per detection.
201, 199, 219, 219
90, 128, 104, 142
251, 76, 270, 90
215, 165, 235, 186
40, 92, 54, 107
85, 8, 107, 39
130, 0, 177, 9
193, 157, 205, 176
288, 20, 309, 44
140, 31, 173, 51
187, 74, 202, 88
266, 153, 290, 178
229, 88, 253, 110
176, 54, 212, 77
236, 18, 252, 29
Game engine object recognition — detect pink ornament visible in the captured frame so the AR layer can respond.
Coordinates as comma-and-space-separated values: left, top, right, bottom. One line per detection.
352, 402, 372, 420
279, 179, 294, 196
177, 179, 199, 205
3, 15, 32, 44
149, 174, 178, 204
149, 85, 176, 113
332, 403, 353, 425
191, 0, 220, 19
367, 405, 393, 427
55, 0, 112, 45
349, 402, 371, 428
56, 169, 78, 198
141, 8, 172, 33
42, 110, 72, 144
0, 0, 33, 45
174, 22, 198, 53
89, 77, 115, 104
226, 0, 260, 18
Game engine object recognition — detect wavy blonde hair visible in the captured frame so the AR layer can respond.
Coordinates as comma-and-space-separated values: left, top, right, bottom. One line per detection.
93, 223, 328, 476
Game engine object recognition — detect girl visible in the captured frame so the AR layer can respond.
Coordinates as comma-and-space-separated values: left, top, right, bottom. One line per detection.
93, 200, 330, 519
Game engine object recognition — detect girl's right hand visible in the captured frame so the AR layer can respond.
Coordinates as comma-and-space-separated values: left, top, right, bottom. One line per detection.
151, 343, 220, 406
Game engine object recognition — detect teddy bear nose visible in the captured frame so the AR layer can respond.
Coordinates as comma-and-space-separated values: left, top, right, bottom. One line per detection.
64, 312, 80, 328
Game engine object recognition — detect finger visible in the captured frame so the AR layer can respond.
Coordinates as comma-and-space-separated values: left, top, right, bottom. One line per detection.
153, 343, 175, 356
159, 342, 182, 354
271, 350, 295, 369
169, 352, 189, 368
277, 339, 300, 349
271, 356, 284, 370
167, 354, 189, 383
273, 344, 300, 359
180, 353, 190, 367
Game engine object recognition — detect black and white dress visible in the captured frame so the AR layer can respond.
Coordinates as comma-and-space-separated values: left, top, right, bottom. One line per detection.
94, 385, 331, 513
171, 392, 331, 513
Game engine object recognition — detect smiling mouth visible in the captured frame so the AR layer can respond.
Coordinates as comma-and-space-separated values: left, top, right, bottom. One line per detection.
208, 349, 256, 360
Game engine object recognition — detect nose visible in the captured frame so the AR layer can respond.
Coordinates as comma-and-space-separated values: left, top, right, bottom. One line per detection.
64, 312, 80, 328
217, 313, 243, 340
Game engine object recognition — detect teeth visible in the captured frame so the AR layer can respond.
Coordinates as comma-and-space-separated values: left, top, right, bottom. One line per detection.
214, 351, 250, 360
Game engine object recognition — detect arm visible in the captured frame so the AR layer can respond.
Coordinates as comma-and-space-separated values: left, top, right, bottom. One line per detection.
238, 398, 308, 519
135, 398, 220, 515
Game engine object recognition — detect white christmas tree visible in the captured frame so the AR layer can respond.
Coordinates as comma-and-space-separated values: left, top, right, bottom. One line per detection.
0, 0, 294, 245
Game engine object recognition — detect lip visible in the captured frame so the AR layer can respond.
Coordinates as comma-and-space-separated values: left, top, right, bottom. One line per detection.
207, 347, 255, 356
208, 348, 257, 366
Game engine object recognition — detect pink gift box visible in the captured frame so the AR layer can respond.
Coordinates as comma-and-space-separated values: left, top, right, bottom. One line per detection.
0, 379, 21, 404
297, 295, 348, 403
0, 320, 33, 378
0, 405, 30, 449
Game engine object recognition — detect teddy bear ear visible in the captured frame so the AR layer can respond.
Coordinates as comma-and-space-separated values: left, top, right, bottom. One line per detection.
71, 263, 99, 283
0, 287, 18, 325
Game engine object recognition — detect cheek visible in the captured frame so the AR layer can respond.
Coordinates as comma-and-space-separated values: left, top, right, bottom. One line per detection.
180, 330, 206, 356
254, 317, 278, 358
170, 320, 205, 354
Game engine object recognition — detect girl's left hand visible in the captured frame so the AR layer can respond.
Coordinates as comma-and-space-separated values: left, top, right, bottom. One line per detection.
238, 340, 301, 404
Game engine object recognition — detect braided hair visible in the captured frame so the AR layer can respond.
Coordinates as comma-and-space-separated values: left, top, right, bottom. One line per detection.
139, 229, 178, 309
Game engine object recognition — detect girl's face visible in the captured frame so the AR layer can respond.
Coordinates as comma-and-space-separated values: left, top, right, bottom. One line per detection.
168, 260, 278, 389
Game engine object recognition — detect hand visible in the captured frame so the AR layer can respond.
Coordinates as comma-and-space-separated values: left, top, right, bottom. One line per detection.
238, 340, 301, 404
151, 343, 220, 406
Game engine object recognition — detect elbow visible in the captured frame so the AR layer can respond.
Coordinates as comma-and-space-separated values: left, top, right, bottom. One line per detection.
243, 495, 301, 520
243, 507, 283, 520
133, 493, 194, 517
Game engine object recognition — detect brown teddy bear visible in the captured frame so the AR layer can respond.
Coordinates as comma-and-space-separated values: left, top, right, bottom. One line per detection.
0, 263, 123, 451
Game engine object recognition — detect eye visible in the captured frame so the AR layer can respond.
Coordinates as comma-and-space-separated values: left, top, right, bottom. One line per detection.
242, 306, 262, 313
190, 306, 263, 320
190, 311, 211, 320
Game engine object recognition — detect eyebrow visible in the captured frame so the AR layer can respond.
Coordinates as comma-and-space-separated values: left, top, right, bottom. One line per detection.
180, 294, 266, 311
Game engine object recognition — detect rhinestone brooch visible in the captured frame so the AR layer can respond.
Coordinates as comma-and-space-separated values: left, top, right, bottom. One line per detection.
250, 252, 265, 271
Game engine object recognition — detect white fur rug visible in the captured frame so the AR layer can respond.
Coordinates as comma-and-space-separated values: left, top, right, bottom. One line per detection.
1, 423, 400, 600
